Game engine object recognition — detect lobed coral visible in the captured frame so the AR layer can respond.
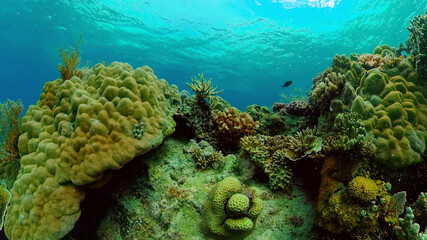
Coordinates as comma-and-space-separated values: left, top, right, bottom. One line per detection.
201, 177, 263, 239
320, 45, 426, 168
4, 62, 180, 240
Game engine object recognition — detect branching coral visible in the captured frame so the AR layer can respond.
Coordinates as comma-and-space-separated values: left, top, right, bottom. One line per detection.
213, 107, 258, 149
395, 207, 427, 240
58, 33, 84, 80
187, 73, 223, 103
0, 99, 23, 165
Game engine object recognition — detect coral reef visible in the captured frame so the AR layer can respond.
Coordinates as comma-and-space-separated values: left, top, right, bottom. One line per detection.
4, 62, 180, 240
95, 137, 315, 240
201, 177, 263, 239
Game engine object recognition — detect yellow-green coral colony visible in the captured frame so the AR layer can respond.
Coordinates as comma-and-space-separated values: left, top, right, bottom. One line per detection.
4, 62, 179, 240
201, 177, 263, 239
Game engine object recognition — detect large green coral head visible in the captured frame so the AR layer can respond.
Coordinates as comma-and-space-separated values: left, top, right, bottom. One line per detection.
0, 99, 23, 165
187, 73, 223, 103
201, 177, 263, 239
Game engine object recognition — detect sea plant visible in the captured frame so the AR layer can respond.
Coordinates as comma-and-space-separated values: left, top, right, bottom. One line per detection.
0, 99, 23, 165
58, 33, 83, 80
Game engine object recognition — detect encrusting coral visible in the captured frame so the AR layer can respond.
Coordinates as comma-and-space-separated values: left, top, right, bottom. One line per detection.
201, 177, 263, 239
4, 62, 180, 240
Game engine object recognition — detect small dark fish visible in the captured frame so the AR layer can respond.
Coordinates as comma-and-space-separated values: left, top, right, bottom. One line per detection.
281, 80, 293, 88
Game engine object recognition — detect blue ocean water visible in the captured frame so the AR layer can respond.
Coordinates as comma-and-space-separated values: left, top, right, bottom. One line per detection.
0, 0, 426, 111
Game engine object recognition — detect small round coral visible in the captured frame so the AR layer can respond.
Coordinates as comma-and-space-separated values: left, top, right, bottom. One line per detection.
348, 176, 379, 202
227, 194, 250, 215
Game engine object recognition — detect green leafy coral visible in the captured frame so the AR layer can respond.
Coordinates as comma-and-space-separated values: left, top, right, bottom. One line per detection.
201, 177, 263, 239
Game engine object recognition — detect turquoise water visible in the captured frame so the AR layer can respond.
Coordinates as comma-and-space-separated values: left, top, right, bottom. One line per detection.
1, 0, 426, 110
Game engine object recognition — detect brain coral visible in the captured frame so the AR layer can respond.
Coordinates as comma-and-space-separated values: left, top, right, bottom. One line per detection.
201, 177, 263, 239
4, 62, 180, 240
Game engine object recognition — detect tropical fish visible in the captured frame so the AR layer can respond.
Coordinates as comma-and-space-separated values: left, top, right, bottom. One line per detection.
281, 80, 293, 88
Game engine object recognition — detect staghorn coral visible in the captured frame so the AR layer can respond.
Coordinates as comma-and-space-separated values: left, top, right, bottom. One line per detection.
396, 207, 427, 240
187, 73, 223, 103
58, 33, 84, 81
201, 177, 263, 239
214, 107, 258, 149
4, 62, 180, 240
